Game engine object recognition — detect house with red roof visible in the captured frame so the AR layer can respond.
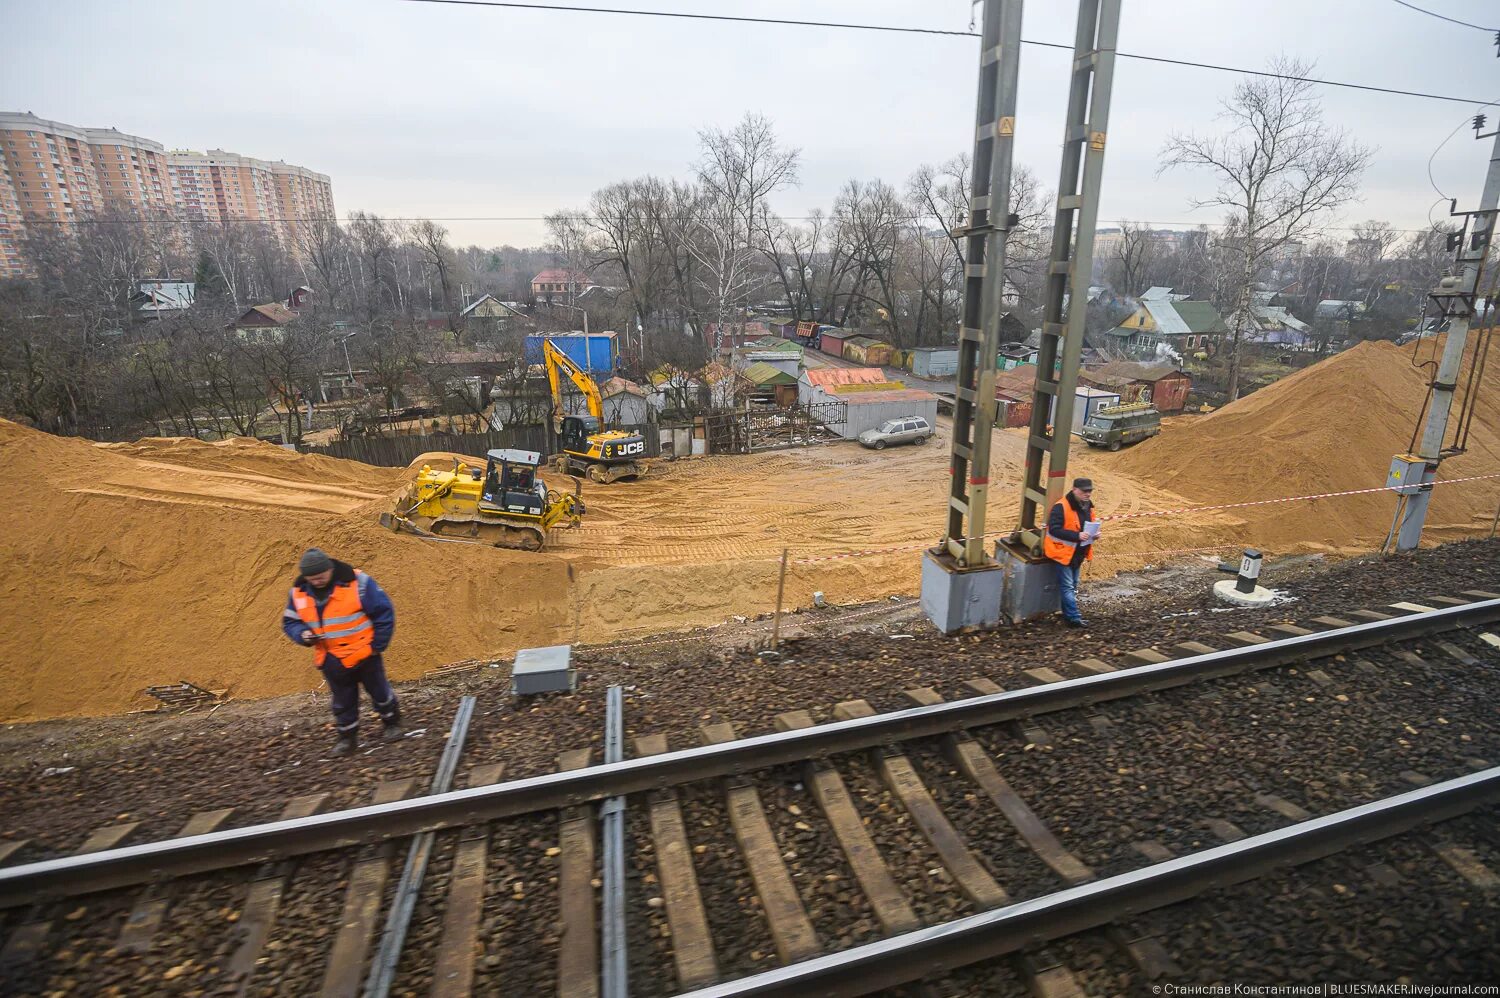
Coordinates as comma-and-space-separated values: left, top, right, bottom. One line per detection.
530, 269, 594, 298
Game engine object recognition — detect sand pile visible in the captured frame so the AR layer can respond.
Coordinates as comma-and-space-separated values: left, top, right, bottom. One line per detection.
97, 435, 400, 491
1113, 339, 1500, 551
0, 420, 574, 722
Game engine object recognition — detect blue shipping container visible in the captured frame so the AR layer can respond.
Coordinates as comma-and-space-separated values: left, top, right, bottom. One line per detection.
524, 332, 618, 374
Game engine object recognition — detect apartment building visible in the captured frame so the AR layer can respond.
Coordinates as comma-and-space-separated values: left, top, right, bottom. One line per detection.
0, 155, 24, 278
0, 111, 334, 276
167, 149, 334, 246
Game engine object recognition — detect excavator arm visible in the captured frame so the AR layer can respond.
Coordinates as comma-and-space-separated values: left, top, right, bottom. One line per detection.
542, 338, 604, 431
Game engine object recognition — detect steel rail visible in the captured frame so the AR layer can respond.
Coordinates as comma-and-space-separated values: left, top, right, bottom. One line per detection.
2, 598, 1495, 909
675, 766, 1500, 997
363, 694, 477, 998
600, 684, 629, 998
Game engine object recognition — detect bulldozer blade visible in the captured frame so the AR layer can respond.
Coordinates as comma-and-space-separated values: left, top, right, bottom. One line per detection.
379, 512, 436, 538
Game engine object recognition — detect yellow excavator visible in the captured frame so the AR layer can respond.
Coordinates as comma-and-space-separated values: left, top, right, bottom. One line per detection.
542, 338, 647, 483
379, 448, 584, 551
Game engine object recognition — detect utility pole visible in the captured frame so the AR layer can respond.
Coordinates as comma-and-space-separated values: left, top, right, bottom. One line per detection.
996, 0, 1121, 622
918, 0, 1023, 633
1390, 120, 1500, 552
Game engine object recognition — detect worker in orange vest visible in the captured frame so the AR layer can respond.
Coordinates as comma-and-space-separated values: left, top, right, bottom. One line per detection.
1043, 478, 1098, 628
282, 548, 400, 755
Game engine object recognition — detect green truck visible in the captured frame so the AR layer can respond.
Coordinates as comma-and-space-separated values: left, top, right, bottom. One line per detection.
1080, 401, 1161, 451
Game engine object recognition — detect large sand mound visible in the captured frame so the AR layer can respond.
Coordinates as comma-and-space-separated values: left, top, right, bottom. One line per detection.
1113, 339, 1500, 548
0, 420, 573, 721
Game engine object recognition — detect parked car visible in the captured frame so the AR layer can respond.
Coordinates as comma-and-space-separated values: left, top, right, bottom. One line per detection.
859, 415, 934, 449
1081, 402, 1160, 451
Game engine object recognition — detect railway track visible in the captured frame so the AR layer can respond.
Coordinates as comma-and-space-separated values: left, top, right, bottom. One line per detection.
2, 592, 1498, 995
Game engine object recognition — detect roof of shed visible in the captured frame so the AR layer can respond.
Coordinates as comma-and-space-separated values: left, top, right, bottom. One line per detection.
1088, 360, 1184, 382
993, 365, 1040, 397
803, 366, 886, 387
599, 376, 646, 398
842, 388, 938, 405
740, 361, 798, 385
1170, 301, 1229, 334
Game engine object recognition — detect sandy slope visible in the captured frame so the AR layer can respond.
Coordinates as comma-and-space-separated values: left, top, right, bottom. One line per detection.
1, 337, 1494, 721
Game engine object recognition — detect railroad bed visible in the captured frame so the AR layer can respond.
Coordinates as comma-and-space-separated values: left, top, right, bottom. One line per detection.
2, 591, 1498, 995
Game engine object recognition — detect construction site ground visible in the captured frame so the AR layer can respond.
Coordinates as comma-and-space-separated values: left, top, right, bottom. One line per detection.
0, 339, 1496, 724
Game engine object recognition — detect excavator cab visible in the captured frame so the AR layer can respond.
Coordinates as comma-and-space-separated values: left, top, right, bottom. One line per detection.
559, 415, 600, 456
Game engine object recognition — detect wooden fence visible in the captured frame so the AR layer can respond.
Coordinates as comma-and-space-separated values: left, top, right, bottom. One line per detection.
302, 425, 659, 467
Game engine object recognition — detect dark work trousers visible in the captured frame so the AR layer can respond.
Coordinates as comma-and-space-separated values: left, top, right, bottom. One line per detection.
320, 654, 398, 733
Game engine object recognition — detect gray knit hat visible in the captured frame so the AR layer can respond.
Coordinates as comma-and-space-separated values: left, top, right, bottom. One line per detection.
299, 548, 333, 576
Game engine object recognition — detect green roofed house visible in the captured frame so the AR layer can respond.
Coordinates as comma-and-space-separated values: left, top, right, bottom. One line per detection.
1107, 287, 1228, 359
739, 360, 800, 407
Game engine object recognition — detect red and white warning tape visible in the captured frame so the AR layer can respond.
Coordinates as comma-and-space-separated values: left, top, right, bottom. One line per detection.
582, 597, 922, 653
1098, 471, 1500, 523
565, 472, 1500, 655
793, 470, 1500, 566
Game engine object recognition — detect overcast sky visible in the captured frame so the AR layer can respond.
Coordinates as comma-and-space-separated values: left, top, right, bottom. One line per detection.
3, 0, 1497, 248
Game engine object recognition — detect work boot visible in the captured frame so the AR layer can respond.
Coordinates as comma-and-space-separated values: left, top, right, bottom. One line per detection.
332, 730, 358, 756
381, 706, 404, 743
1064, 617, 1089, 629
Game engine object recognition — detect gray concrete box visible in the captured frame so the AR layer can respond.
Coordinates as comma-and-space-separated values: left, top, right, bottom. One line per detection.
920, 550, 1005, 633
512, 644, 577, 694
996, 542, 1061, 623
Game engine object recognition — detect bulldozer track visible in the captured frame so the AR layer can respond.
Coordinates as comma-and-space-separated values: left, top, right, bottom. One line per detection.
3, 595, 1498, 996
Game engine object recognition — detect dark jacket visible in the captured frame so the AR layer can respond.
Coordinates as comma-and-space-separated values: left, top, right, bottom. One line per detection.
1047, 492, 1094, 569
281, 560, 396, 654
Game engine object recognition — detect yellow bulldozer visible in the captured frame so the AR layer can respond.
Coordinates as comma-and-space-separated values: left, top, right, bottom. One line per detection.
543, 338, 646, 483
379, 447, 584, 551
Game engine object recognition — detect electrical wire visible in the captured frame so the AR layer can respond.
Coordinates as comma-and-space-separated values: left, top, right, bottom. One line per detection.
1426, 99, 1500, 206
396, 0, 1493, 105
1388, 0, 1498, 32
20, 214, 1461, 233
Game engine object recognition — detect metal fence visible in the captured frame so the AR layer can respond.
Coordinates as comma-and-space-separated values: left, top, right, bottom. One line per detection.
303, 425, 660, 467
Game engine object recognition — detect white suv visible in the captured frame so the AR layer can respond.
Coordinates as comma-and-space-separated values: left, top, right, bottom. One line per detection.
859, 416, 934, 449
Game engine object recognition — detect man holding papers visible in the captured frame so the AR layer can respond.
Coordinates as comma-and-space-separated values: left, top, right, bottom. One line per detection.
1042, 478, 1099, 628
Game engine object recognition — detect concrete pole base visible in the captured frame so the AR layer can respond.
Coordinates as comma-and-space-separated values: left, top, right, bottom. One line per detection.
1213, 579, 1278, 606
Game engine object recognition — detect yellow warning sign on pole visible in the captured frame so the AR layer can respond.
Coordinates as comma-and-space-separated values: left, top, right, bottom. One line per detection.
1089, 131, 1106, 150
999, 116, 1015, 136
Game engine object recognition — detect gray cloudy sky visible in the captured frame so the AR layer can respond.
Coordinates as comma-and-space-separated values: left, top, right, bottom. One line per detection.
2, 0, 1496, 247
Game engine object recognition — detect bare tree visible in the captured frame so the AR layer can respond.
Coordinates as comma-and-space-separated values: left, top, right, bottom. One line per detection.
835, 178, 911, 343
685, 113, 800, 351
411, 219, 459, 332
347, 211, 399, 320
542, 210, 594, 307
1106, 221, 1162, 298
1160, 56, 1370, 399
588, 178, 674, 336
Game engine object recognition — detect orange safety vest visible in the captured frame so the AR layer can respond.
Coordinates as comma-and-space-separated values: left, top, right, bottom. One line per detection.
290, 571, 375, 668
1043, 499, 1097, 566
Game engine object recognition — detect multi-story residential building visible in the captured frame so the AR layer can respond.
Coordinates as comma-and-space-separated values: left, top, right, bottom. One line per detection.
0, 114, 175, 231
0, 155, 25, 278
167, 149, 334, 246
0, 111, 334, 275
